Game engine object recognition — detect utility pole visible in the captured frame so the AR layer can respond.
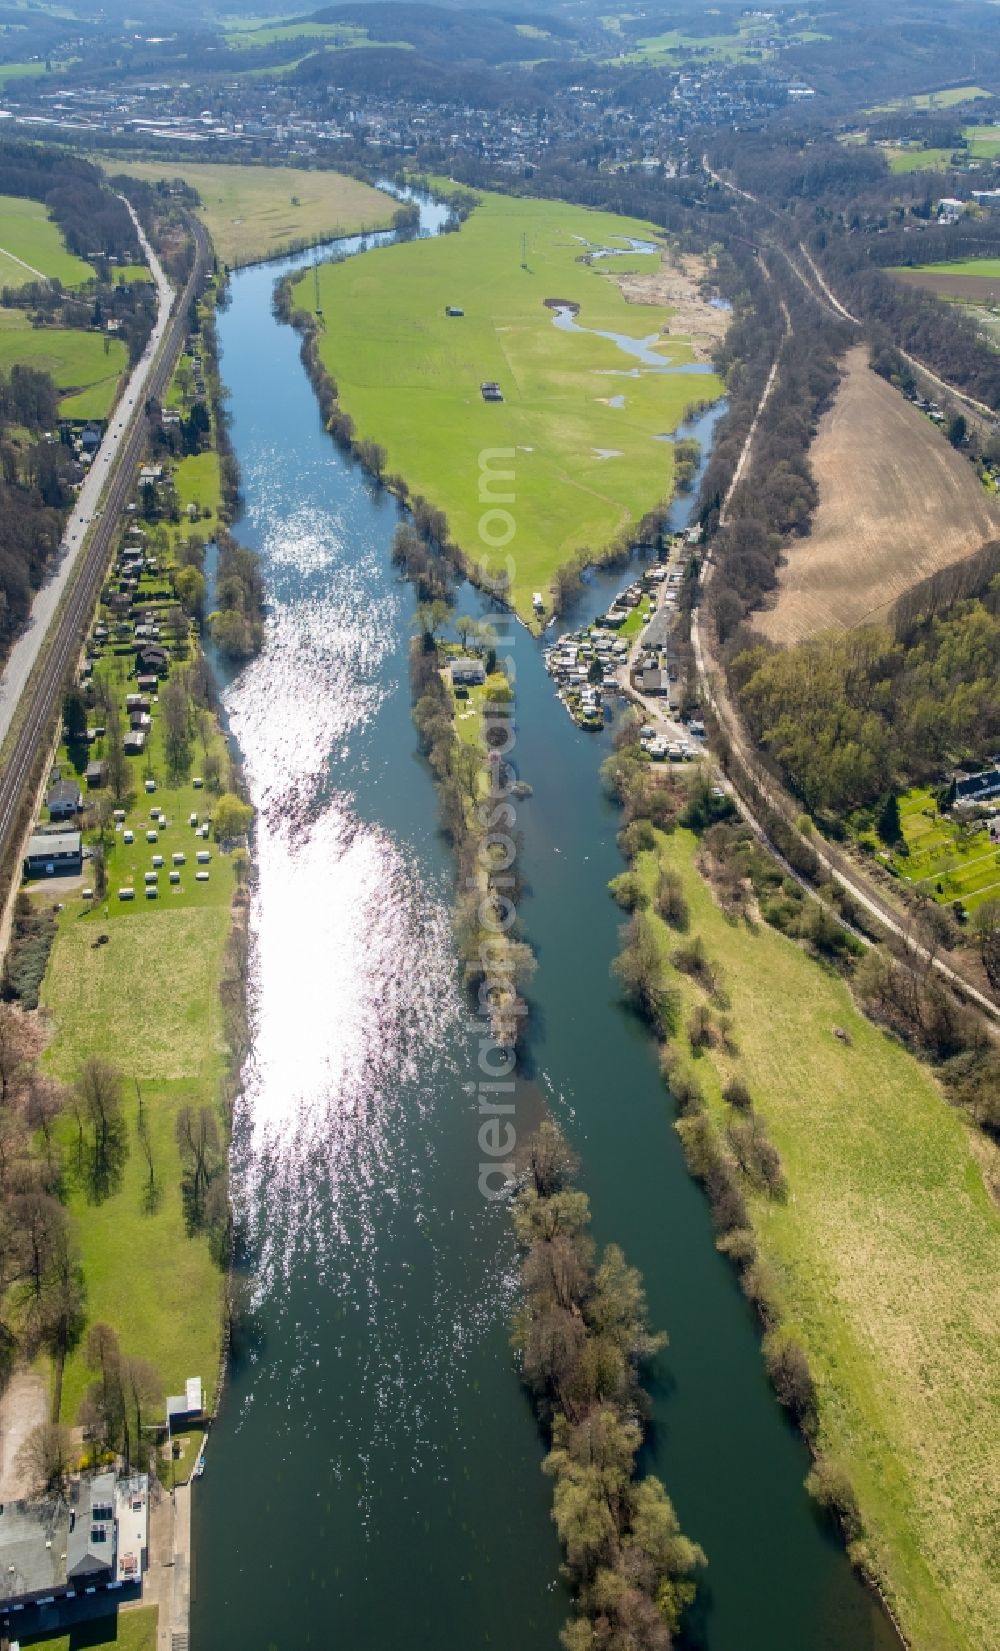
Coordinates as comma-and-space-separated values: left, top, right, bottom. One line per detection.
313, 263, 323, 317
521, 232, 527, 269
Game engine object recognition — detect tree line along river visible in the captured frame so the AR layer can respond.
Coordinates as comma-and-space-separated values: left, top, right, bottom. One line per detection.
190, 195, 896, 1651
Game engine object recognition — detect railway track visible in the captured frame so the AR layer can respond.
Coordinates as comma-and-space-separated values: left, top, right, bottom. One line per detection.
0, 217, 210, 878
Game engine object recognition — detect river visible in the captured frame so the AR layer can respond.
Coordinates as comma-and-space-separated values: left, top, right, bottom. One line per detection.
191, 198, 896, 1651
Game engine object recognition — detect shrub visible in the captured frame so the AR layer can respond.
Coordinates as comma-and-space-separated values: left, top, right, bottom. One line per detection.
806, 1455, 863, 1542
655, 866, 690, 930
764, 1334, 818, 1431
723, 1075, 753, 1112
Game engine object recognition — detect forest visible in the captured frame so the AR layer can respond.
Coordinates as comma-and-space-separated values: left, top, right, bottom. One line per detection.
0, 140, 139, 268
0, 365, 75, 663
730, 570, 1000, 816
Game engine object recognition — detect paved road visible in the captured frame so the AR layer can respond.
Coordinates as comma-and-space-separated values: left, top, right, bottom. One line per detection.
0, 199, 174, 749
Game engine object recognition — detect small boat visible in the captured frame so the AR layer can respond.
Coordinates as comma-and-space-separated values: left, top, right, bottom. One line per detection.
193, 1455, 205, 1479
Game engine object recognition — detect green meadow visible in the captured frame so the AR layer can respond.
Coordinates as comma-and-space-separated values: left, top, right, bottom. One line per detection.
965, 123, 1000, 158
637, 828, 1000, 1651
296, 190, 721, 620
0, 308, 127, 418
40, 671, 235, 1421
114, 159, 394, 267
0, 192, 94, 285
907, 255, 1000, 278
873, 84, 990, 111
885, 144, 956, 173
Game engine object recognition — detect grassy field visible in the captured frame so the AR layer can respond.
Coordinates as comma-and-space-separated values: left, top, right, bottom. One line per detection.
111, 159, 394, 267
755, 346, 1000, 644
885, 144, 955, 173
0, 192, 94, 285
0, 308, 127, 418
904, 255, 1000, 279
35, 528, 237, 1422
873, 84, 991, 111
21, 1604, 158, 1649
964, 123, 1000, 158
608, 16, 825, 65
295, 188, 721, 620
636, 828, 1000, 1651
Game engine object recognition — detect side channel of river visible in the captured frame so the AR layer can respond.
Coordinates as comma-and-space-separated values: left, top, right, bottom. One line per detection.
191, 198, 896, 1651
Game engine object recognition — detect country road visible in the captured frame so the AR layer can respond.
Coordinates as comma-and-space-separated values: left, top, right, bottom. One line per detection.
0, 198, 174, 748
0, 209, 208, 879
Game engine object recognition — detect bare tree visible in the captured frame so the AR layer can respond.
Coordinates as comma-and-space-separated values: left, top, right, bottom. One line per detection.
74, 1057, 128, 1199
17, 1422, 74, 1494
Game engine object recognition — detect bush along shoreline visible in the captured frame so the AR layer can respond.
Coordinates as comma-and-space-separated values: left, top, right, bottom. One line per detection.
404, 573, 707, 1646
198, 271, 265, 663
513, 1120, 705, 1651
603, 745, 948, 1642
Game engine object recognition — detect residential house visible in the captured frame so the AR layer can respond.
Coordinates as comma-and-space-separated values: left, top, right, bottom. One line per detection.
23, 831, 82, 878
451, 657, 487, 687
47, 779, 82, 821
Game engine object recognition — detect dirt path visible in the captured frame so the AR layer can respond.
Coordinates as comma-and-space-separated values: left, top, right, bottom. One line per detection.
0, 1368, 49, 1499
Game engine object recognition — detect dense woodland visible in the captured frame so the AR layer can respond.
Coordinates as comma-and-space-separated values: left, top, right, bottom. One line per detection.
0, 366, 75, 663
0, 140, 139, 266
731, 553, 1000, 816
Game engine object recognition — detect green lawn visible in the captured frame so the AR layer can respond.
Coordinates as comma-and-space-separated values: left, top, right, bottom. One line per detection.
296, 188, 721, 621
21, 1604, 158, 1649
636, 828, 999, 1651
171, 449, 222, 526
0, 309, 126, 418
111, 159, 395, 268
0, 192, 94, 285
885, 145, 956, 173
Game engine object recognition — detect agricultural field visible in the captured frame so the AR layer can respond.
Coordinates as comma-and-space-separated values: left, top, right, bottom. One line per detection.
755, 346, 1000, 644
112, 159, 394, 268
0, 192, 94, 286
295, 189, 723, 621
637, 827, 1000, 1651
867, 786, 1000, 912
891, 262, 1000, 303
0, 308, 127, 418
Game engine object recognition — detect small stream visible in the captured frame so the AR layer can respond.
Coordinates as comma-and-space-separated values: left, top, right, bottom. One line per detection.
191, 196, 896, 1651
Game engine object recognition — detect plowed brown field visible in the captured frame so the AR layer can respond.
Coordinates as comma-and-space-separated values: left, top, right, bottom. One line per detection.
755, 346, 1000, 643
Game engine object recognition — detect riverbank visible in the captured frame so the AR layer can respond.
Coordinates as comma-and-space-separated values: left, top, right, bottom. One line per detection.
621, 818, 998, 1651
288, 186, 723, 624
5, 257, 255, 1450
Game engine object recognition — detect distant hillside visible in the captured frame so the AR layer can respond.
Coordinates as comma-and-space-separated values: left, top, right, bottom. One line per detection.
306, 1, 575, 62
290, 42, 515, 100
